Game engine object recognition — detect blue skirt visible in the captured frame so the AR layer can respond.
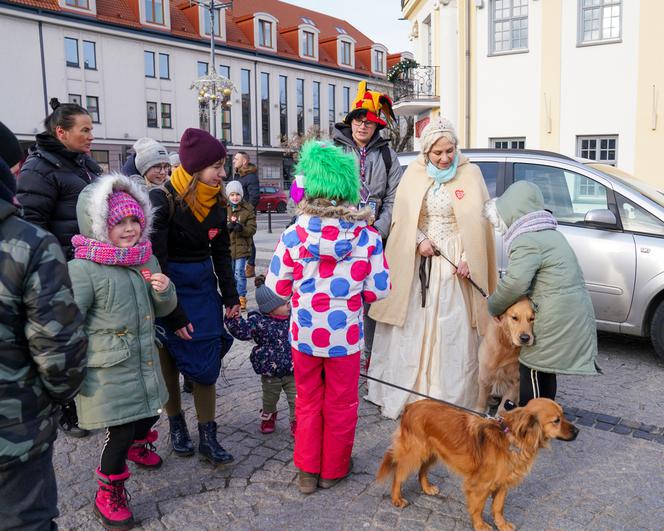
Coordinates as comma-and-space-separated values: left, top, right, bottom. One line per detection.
159, 259, 233, 385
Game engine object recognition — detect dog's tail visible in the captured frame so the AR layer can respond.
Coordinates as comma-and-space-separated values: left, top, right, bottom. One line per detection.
376, 449, 395, 483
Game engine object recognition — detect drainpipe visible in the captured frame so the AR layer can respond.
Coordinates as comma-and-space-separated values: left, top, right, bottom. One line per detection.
38, 19, 48, 117
465, 0, 471, 147
253, 59, 260, 171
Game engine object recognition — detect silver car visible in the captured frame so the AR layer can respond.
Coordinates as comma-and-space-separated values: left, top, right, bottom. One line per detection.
398, 149, 664, 360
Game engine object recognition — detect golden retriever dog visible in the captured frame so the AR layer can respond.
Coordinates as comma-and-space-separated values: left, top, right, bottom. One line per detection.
377, 398, 578, 531
476, 298, 535, 415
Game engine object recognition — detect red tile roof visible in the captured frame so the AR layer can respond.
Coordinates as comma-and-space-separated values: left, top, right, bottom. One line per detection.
4, 0, 400, 78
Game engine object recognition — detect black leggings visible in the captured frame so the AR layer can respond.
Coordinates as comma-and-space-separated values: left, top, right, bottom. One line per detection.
519, 363, 557, 406
100, 416, 159, 475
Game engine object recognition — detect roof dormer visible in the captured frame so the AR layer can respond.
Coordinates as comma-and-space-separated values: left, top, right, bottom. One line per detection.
199, 4, 226, 42
371, 43, 388, 76
59, 0, 96, 15
140, 0, 171, 30
337, 34, 356, 69
254, 12, 278, 52
298, 22, 320, 61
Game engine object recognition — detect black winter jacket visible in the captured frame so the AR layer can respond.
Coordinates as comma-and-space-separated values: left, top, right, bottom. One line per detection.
17, 133, 102, 259
0, 197, 87, 470
150, 182, 240, 330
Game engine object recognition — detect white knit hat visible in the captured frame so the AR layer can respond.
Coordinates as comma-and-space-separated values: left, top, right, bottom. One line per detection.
420, 117, 459, 156
225, 180, 244, 198
133, 137, 170, 176
168, 152, 180, 166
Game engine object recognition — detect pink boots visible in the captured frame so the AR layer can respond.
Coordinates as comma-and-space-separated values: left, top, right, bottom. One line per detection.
126, 429, 162, 468
259, 410, 277, 434
94, 467, 134, 530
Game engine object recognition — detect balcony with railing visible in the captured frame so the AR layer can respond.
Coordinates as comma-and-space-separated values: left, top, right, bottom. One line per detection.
390, 64, 440, 116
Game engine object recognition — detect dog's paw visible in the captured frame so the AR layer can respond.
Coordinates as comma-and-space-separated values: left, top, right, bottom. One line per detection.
422, 484, 439, 496
392, 497, 409, 509
473, 522, 493, 531
496, 522, 515, 531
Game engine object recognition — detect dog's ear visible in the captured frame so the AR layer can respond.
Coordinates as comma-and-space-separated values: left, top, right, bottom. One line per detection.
512, 411, 543, 446
493, 315, 502, 324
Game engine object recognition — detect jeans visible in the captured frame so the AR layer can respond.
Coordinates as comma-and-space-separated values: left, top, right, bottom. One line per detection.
233, 257, 247, 297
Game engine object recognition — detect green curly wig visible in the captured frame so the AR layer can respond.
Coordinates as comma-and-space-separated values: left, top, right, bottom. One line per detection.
296, 140, 360, 204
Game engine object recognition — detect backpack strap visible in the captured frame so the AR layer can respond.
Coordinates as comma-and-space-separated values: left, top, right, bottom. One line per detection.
158, 184, 175, 221
380, 144, 393, 175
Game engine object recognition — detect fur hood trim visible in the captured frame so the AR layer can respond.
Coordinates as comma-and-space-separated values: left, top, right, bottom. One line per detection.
79, 172, 154, 244
297, 198, 373, 222
237, 163, 257, 176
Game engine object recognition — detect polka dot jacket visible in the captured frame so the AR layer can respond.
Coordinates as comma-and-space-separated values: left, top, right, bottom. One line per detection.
265, 211, 390, 358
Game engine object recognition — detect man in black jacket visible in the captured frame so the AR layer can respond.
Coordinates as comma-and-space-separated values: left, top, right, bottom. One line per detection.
0, 123, 88, 529
232, 151, 260, 277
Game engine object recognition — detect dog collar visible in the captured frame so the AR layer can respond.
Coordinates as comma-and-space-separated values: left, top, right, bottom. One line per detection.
495, 416, 510, 434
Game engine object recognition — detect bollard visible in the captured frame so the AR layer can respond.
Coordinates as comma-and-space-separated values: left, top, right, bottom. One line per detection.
267, 203, 272, 234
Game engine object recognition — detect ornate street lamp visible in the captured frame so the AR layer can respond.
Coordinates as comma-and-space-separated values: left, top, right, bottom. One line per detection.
189, 0, 234, 139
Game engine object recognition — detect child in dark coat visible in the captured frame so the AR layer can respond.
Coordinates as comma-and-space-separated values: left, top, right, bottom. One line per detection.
225, 275, 295, 436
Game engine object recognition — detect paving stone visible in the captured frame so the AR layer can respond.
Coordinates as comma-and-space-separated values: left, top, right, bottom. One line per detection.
633, 430, 657, 441
611, 423, 632, 435
595, 413, 620, 425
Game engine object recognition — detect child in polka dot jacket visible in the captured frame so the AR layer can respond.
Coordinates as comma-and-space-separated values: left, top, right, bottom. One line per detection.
265, 140, 390, 495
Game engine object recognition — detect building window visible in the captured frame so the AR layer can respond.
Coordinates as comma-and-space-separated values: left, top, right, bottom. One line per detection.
83, 40, 96, 70
328, 84, 336, 136
490, 0, 528, 54
65, 37, 79, 67
91, 150, 109, 172
161, 103, 172, 128
144, 51, 155, 77
296, 78, 304, 136
340, 40, 352, 65
86, 96, 99, 123
577, 135, 618, 165
373, 50, 385, 73
579, 0, 621, 44
159, 53, 169, 79
491, 137, 526, 149
241, 69, 251, 145
144, 0, 164, 25
261, 72, 271, 146
312, 81, 320, 129
68, 93, 82, 105
219, 65, 231, 143
302, 30, 315, 57
66, 0, 89, 7
202, 7, 222, 36
279, 75, 288, 139
197, 61, 208, 77
258, 20, 273, 48
343, 86, 350, 114
146, 101, 158, 128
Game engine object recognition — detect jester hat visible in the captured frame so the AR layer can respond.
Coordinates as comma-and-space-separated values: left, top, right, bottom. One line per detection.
344, 80, 396, 129
296, 140, 360, 205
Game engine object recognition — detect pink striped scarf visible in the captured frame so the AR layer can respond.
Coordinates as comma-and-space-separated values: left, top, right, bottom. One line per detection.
71, 234, 152, 266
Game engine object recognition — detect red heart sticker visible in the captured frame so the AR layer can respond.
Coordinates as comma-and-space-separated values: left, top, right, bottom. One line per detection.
140, 269, 152, 281
208, 228, 219, 240
455, 189, 465, 200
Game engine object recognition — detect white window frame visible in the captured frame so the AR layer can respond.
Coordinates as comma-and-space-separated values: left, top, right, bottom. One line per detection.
199, 5, 226, 41
490, 137, 526, 149
140, 0, 170, 29
489, 0, 529, 55
299, 25, 320, 60
576, 135, 619, 166
60, 0, 96, 15
371, 44, 388, 75
254, 13, 278, 51
338, 36, 356, 68
577, 0, 622, 46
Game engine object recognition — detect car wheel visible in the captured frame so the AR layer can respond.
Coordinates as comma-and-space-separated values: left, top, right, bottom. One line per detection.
276, 202, 287, 213
650, 299, 664, 362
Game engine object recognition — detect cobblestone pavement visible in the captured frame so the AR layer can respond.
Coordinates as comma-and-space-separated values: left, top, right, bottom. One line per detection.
52, 297, 664, 531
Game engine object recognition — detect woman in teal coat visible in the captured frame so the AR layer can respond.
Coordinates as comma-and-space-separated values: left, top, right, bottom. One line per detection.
484, 180, 598, 406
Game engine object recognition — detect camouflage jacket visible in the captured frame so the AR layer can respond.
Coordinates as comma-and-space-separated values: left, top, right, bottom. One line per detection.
0, 198, 87, 471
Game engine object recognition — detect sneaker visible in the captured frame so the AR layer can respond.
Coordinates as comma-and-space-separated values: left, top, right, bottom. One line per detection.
318, 458, 353, 489
259, 410, 277, 434
289, 419, 297, 438
298, 470, 319, 495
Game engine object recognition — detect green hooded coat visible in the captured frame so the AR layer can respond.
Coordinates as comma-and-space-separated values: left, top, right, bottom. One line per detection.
487, 181, 598, 375
68, 174, 177, 429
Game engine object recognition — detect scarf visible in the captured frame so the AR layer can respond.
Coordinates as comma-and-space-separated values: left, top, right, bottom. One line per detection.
170, 165, 220, 222
427, 152, 459, 191
359, 146, 369, 202
504, 210, 558, 254
72, 234, 152, 266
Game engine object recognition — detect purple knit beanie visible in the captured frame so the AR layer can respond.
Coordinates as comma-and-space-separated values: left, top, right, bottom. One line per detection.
107, 191, 146, 230
179, 128, 227, 174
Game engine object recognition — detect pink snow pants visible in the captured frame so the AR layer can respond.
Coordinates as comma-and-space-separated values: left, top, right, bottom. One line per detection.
292, 348, 360, 479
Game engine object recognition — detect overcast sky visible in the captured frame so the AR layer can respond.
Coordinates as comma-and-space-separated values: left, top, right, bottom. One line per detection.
284, 0, 413, 54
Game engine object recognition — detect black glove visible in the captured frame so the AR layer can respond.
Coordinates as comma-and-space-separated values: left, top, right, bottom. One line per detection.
233, 222, 244, 233
227, 221, 239, 232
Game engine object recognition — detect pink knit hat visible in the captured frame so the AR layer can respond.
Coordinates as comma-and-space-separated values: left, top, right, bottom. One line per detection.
107, 191, 146, 230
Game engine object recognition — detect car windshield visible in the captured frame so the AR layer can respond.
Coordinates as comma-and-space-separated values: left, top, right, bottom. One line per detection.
587, 163, 664, 208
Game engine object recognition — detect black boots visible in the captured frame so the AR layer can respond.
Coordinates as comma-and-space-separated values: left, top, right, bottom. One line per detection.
168, 412, 194, 457
59, 400, 90, 438
198, 421, 234, 466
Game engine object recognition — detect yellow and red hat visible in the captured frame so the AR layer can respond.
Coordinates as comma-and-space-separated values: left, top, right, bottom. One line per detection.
344, 81, 396, 129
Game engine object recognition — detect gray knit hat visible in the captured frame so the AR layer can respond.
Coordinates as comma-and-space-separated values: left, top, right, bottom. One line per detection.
133, 137, 170, 175
168, 152, 180, 167
225, 180, 244, 198
255, 275, 286, 314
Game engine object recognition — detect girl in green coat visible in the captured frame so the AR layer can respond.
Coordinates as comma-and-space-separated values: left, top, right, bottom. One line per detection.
69, 174, 177, 530
484, 181, 598, 406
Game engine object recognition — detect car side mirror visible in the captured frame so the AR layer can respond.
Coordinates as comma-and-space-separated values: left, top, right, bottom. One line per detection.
584, 209, 617, 227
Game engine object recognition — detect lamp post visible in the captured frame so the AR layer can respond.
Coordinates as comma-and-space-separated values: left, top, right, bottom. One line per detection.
189, 0, 234, 139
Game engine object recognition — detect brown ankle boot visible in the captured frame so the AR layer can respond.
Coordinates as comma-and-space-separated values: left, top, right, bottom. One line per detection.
245, 264, 255, 278
239, 296, 247, 311
298, 470, 319, 495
